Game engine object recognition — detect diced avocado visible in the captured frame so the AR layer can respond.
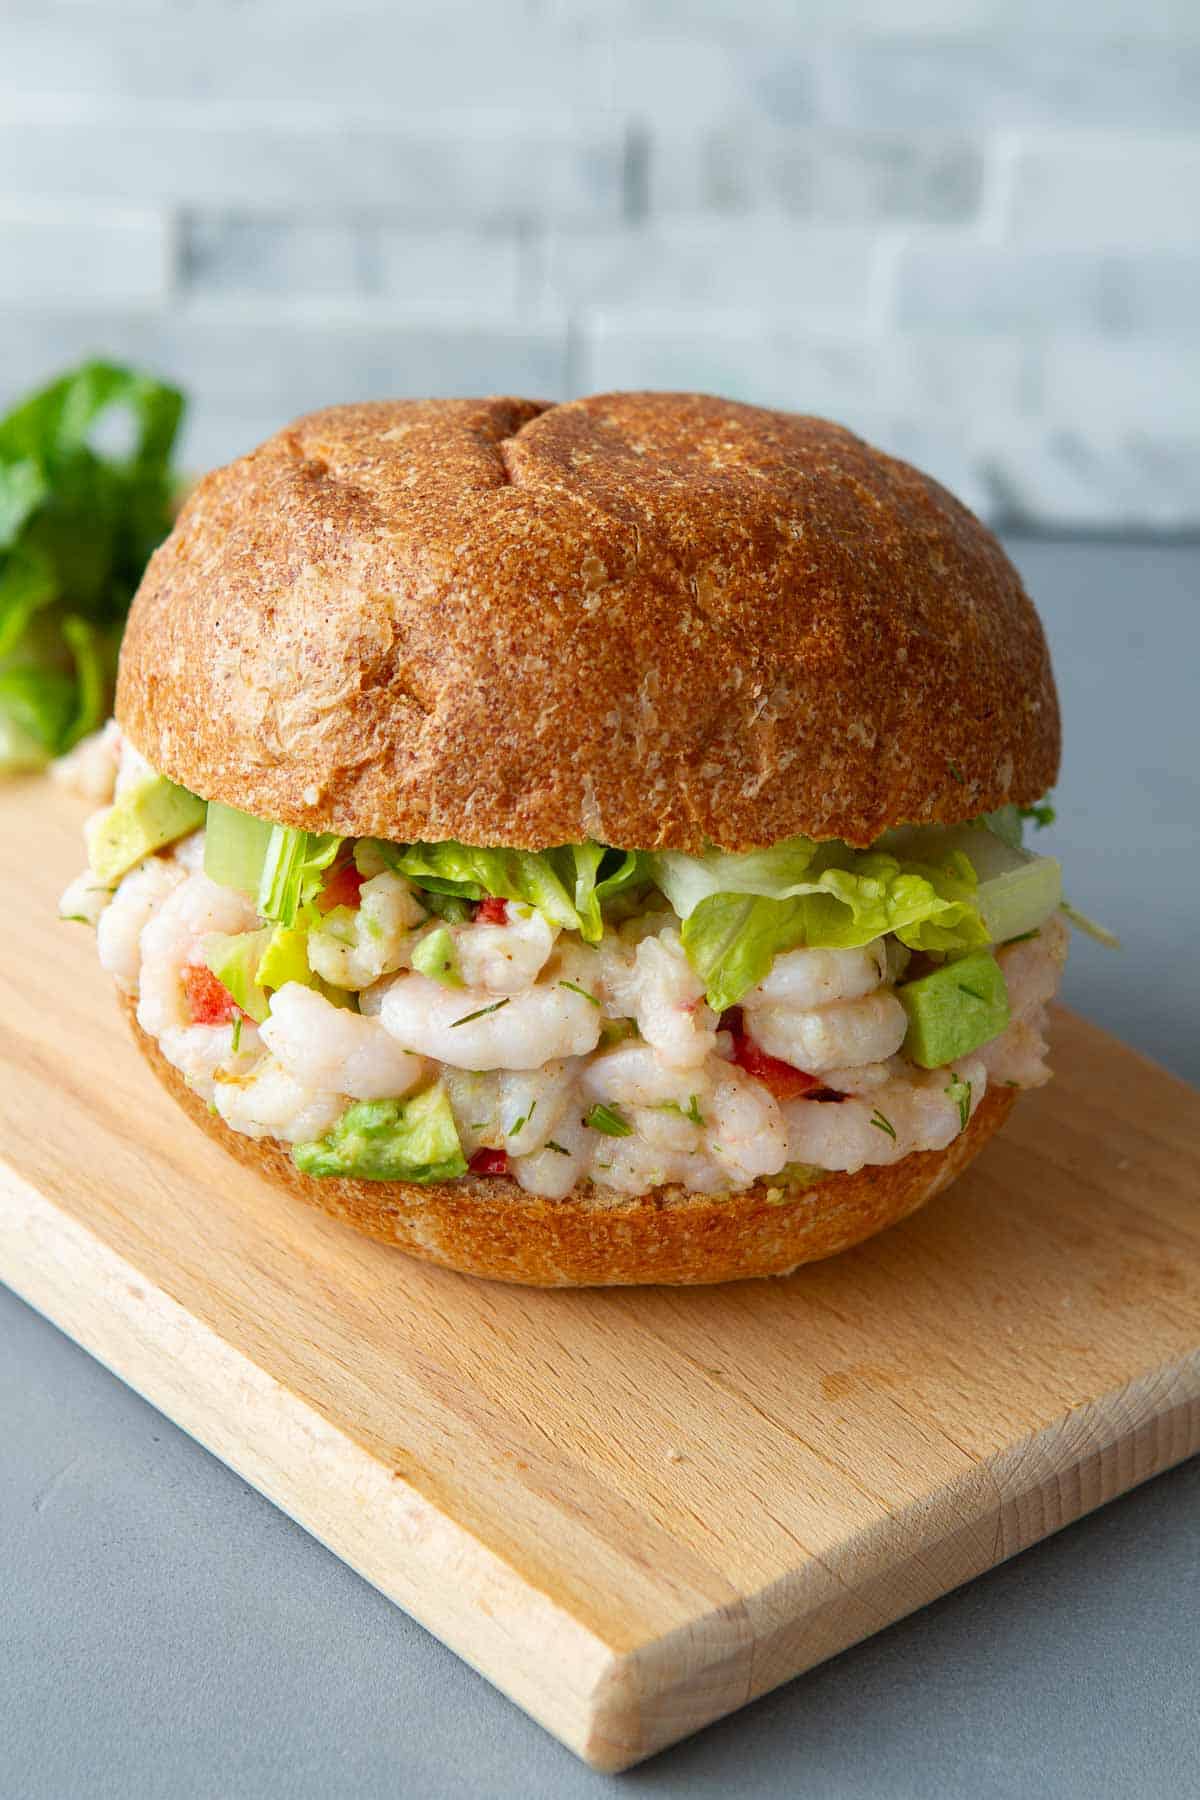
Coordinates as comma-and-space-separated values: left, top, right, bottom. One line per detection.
292, 1084, 467, 1184
204, 800, 274, 895
410, 925, 462, 987
202, 928, 273, 1023
897, 950, 1010, 1069
255, 922, 313, 993
88, 774, 206, 884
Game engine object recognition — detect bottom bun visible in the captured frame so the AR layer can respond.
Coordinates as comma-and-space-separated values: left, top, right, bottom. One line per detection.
124, 999, 1016, 1287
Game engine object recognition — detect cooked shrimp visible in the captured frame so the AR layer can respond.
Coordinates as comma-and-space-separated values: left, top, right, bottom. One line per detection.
704, 1067, 788, 1187
171, 828, 206, 873
213, 1057, 345, 1144
978, 1014, 1052, 1088
584, 1135, 700, 1196
580, 1042, 709, 1111
260, 982, 426, 1101
453, 904, 557, 993
627, 1104, 703, 1155
115, 736, 156, 795
379, 972, 601, 1070
59, 867, 118, 929
96, 856, 186, 994
600, 928, 716, 1069
497, 1061, 579, 1156
783, 1056, 986, 1173
441, 1068, 502, 1155
136, 870, 259, 1034
51, 719, 121, 803
750, 991, 907, 1073
307, 871, 425, 990
743, 940, 887, 1009
158, 1020, 263, 1102
979, 915, 1069, 1089
511, 1111, 590, 1200
819, 1060, 897, 1095
996, 913, 1069, 1018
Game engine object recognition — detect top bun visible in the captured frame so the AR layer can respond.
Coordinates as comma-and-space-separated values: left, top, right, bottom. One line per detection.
116, 392, 1059, 852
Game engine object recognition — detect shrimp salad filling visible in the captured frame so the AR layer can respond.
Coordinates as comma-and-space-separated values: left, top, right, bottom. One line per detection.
59, 723, 1090, 1202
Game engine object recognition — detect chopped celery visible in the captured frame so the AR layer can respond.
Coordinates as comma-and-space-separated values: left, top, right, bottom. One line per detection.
204, 801, 273, 895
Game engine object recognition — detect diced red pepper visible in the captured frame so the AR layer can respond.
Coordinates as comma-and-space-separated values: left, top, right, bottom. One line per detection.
184, 963, 241, 1026
729, 1026, 825, 1103
469, 1146, 510, 1176
475, 896, 508, 925
316, 861, 365, 914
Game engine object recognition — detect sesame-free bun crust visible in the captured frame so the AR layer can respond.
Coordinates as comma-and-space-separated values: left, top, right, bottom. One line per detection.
123, 998, 1016, 1288
116, 392, 1059, 852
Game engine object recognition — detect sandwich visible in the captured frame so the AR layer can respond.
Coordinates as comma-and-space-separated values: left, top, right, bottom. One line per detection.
58, 391, 1089, 1286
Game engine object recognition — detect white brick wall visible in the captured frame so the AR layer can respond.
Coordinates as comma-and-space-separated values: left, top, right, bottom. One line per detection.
0, 0, 1196, 529
0, 205, 172, 305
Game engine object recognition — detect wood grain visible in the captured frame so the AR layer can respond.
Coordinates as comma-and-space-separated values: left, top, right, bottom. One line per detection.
1, 778, 1197, 1770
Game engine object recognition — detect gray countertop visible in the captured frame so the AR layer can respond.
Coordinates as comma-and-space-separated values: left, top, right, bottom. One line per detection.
2, 539, 1198, 1799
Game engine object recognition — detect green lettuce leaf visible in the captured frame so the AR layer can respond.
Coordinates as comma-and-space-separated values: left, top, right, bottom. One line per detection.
651, 836, 823, 918
379, 839, 646, 944
0, 359, 185, 771
883, 822, 1062, 945
564, 844, 649, 941
388, 841, 579, 928
257, 827, 342, 928
292, 1085, 466, 1183
678, 848, 991, 1013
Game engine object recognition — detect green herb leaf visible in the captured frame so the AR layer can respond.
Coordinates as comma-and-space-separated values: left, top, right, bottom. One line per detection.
559, 978, 600, 1006
506, 1101, 536, 1138
658, 1095, 705, 1126
1061, 899, 1121, 950
869, 1108, 897, 1142
944, 1074, 971, 1132
585, 1103, 634, 1138
450, 998, 510, 1028
545, 1139, 571, 1156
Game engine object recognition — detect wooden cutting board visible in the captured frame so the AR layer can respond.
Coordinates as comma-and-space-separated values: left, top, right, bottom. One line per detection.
2, 779, 1198, 1771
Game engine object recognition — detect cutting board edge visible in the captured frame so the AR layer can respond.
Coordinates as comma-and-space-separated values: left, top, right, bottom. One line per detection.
0, 1162, 637, 1767
585, 1359, 1200, 1767
7, 1150, 1199, 1772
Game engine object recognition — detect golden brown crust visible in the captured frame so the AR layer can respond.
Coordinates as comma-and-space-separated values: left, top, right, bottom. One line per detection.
116, 392, 1059, 852
122, 997, 1017, 1288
